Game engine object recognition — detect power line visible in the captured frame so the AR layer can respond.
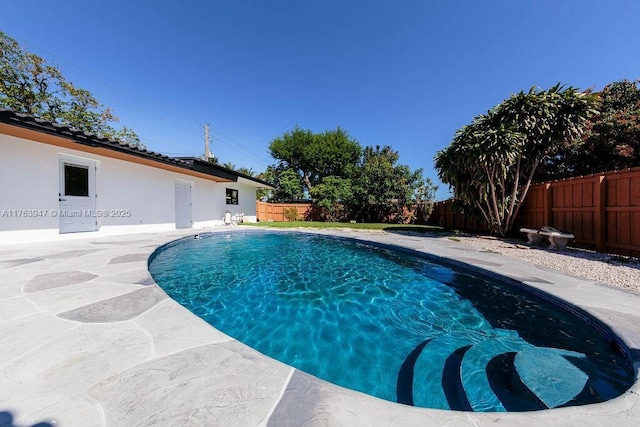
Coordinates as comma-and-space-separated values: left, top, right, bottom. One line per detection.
11, 34, 274, 168
209, 126, 273, 164
14, 36, 200, 125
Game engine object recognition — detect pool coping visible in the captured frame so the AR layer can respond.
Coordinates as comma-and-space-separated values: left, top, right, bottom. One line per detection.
0, 227, 638, 426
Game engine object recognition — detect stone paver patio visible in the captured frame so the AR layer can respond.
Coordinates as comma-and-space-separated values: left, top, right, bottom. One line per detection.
1, 228, 639, 426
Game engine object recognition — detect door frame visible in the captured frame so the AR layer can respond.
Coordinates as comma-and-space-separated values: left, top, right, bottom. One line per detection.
58, 155, 97, 234
175, 179, 192, 229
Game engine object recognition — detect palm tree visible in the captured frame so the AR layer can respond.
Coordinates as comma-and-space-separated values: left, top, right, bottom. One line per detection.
222, 162, 236, 170
435, 84, 598, 235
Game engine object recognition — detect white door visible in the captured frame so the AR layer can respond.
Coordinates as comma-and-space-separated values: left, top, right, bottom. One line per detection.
175, 180, 192, 228
59, 158, 97, 233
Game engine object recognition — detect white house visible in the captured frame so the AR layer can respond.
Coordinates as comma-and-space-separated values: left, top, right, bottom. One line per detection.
0, 108, 273, 244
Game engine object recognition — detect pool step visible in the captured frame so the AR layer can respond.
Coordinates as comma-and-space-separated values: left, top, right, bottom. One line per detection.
459, 335, 532, 412
513, 347, 590, 408
403, 333, 476, 409
396, 339, 431, 406
485, 352, 548, 411
396, 333, 594, 412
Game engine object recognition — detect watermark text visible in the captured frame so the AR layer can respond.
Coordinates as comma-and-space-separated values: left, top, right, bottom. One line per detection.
1, 208, 132, 218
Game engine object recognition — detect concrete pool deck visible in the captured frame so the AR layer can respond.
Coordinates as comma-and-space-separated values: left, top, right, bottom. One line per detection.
0, 227, 639, 426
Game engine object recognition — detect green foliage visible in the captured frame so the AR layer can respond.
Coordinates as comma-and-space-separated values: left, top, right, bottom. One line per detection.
283, 207, 300, 221
268, 126, 313, 189
351, 145, 425, 223
111, 126, 142, 148
536, 80, 640, 180
266, 127, 436, 223
409, 177, 438, 224
274, 168, 304, 201
435, 84, 598, 235
241, 221, 446, 233
222, 162, 236, 170
255, 169, 272, 201
0, 31, 142, 147
203, 155, 219, 164
260, 167, 304, 202
219, 164, 256, 176
309, 176, 353, 221
236, 167, 255, 177
268, 126, 361, 193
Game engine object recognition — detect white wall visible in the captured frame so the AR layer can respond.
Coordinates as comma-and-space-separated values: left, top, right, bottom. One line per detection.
1, 136, 60, 237
0, 133, 258, 243
217, 181, 259, 223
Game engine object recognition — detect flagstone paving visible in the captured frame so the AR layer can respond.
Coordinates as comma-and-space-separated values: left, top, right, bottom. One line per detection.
0, 228, 638, 426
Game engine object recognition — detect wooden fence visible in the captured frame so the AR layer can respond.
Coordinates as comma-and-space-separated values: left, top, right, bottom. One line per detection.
429, 167, 640, 257
428, 200, 489, 233
256, 201, 313, 222
256, 202, 432, 224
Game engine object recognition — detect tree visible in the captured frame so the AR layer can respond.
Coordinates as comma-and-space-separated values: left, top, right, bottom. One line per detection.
309, 176, 353, 221
0, 31, 142, 147
536, 80, 640, 180
207, 156, 219, 164
268, 126, 314, 192
260, 167, 304, 202
112, 126, 142, 148
222, 162, 236, 170
409, 177, 438, 224
268, 126, 361, 193
435, 84, 598, 236
351, 145, 425, 223
266, 127, 435, 223
236, 167, 255, 176
255, 169, 274, 201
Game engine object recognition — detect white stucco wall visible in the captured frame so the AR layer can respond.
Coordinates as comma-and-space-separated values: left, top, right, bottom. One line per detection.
0, 133, 258, 243
218, 180, 260, 223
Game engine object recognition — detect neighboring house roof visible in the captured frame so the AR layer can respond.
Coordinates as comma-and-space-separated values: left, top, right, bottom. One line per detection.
0, 108, 274, 188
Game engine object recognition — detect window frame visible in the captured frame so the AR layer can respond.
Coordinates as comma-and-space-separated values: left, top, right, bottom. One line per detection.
63, 164, 90, 197
226, 188, 238, 205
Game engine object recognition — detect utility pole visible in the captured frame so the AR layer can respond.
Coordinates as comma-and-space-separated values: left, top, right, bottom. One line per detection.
204, 123, 212, 160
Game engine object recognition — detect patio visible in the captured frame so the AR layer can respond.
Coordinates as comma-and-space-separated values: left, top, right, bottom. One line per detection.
1, 228, 639, 426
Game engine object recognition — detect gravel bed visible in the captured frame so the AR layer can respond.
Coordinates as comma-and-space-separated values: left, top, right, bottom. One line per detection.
450, 234, 640, 294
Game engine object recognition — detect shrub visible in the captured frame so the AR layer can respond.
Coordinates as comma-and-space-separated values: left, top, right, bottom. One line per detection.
283, 207, 300, 221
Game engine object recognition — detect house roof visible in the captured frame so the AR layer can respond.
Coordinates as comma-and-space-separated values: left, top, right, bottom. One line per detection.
0, 108, 274, 188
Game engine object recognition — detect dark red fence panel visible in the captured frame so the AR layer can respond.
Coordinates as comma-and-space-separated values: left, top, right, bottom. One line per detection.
431, 166, 640, 257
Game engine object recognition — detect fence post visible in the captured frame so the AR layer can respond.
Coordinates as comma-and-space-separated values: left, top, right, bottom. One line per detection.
594, 175, 606, 252
544, 183, 552, 227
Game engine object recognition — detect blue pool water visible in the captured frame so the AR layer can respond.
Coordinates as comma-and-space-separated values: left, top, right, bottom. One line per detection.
148, 231, 634, 412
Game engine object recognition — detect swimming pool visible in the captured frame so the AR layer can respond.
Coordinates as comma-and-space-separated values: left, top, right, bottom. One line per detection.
148, 230, 634, 412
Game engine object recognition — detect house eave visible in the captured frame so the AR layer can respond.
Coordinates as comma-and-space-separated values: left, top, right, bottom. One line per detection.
0, 108, 259, 184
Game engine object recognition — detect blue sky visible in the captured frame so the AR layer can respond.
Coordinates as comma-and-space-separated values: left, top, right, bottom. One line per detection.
2, 1, 639, 199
